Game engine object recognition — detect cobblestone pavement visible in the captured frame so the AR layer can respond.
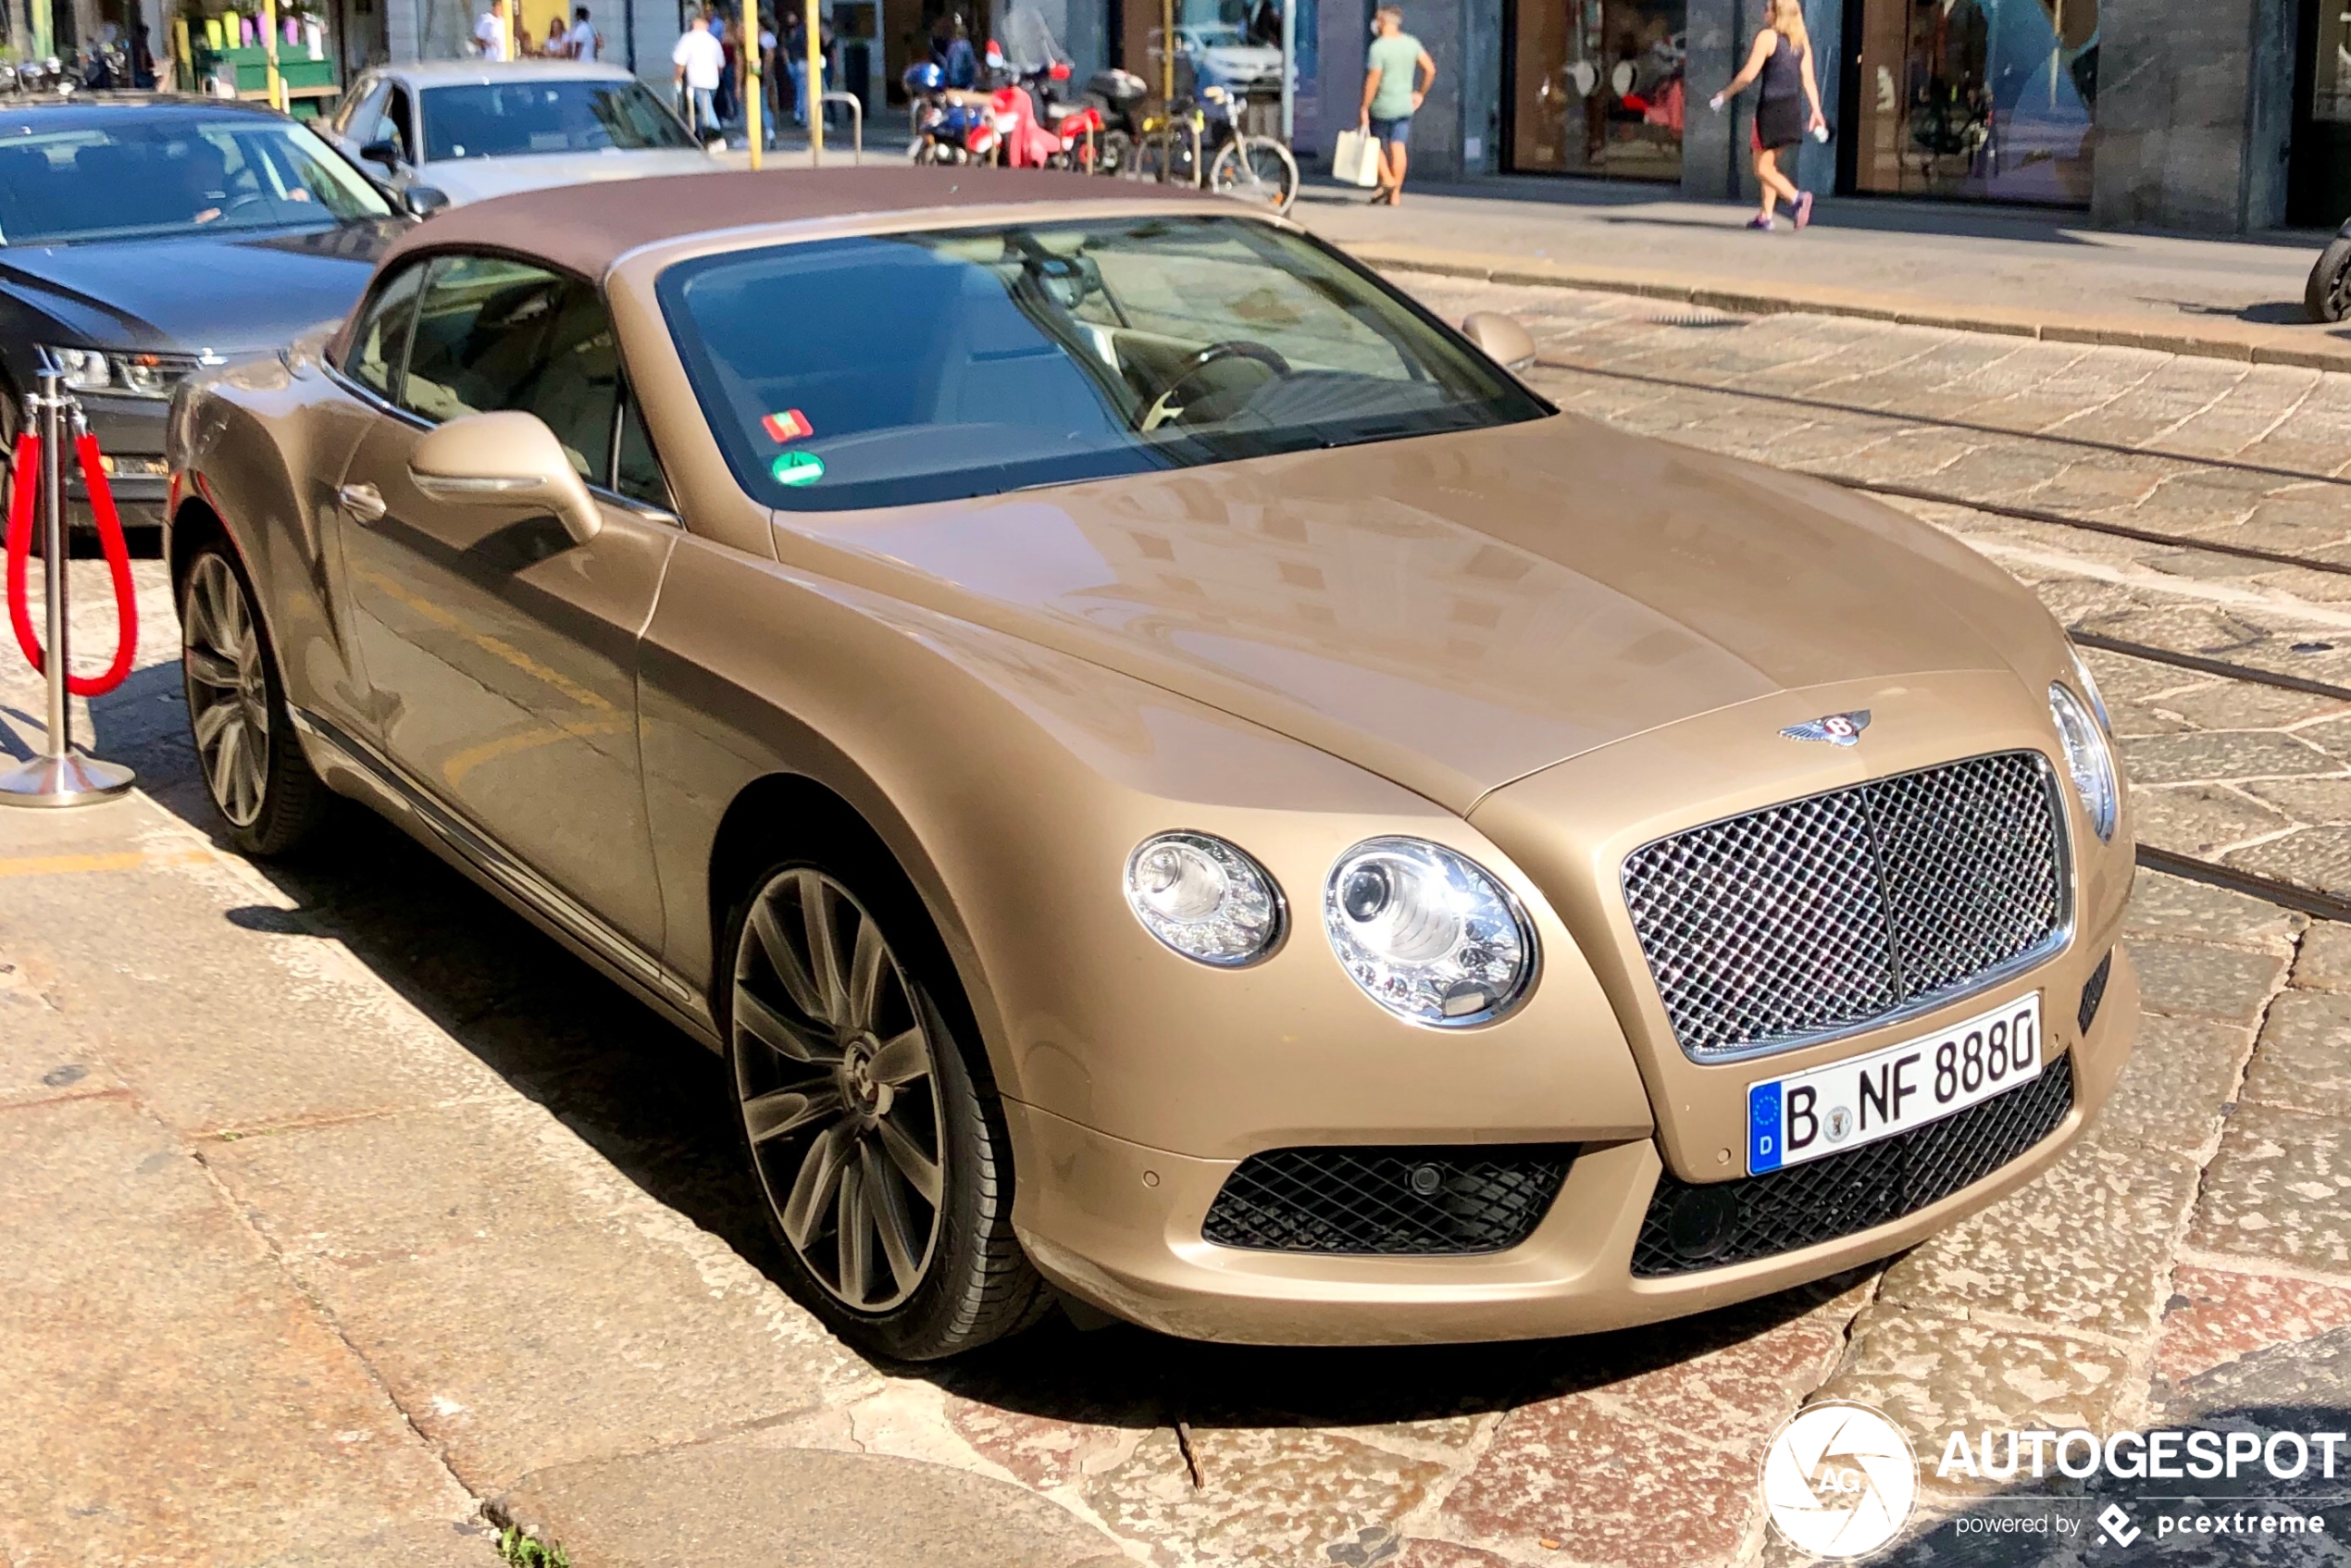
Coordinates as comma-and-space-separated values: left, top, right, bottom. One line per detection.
4, 291, 2351, 1566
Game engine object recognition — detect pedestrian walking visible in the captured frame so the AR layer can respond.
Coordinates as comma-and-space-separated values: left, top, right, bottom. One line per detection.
1357, 6, 1434, 207
472, 0, 511, 59
674, 10, 726, 138
1710, 0, 1826, 231
564, 6, 600, 59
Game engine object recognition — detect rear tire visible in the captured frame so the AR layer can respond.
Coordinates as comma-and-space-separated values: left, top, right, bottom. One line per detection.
1211, 134, 1300, 214
2307, 236, 2351, 323
722, 847, 1050, 1361
179, 540, 330, 856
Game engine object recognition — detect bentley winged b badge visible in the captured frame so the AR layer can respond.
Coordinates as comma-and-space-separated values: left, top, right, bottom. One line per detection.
1780, 710, 1872, 746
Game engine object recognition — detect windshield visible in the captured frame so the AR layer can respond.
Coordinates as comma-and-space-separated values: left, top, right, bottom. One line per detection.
0, 111, 391, 245
421, 80, 697, 161
659, 216, 1547, 512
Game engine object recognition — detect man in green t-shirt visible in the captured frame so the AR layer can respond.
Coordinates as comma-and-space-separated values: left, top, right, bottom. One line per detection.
1358, 6, 1436, 205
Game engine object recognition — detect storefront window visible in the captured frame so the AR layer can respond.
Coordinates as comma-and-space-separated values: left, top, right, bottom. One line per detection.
1851, 0, 2097, 204
1508, 0, 1686, 180
2316, 0, 2351, 120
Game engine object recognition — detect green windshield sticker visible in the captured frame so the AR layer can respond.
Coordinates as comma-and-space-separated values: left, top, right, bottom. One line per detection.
770, 451, 826, 487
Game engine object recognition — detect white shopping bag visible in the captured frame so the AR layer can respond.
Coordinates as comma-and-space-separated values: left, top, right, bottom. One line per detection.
1331, 128, 1383, 188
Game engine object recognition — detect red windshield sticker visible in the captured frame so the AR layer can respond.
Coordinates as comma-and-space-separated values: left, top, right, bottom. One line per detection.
762, 409, 814, 443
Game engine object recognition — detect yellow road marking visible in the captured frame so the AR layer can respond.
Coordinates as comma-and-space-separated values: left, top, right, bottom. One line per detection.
0, 847, 215, 879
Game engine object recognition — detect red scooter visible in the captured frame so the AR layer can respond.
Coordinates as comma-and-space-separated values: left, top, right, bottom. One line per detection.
983, 47, 1103, 169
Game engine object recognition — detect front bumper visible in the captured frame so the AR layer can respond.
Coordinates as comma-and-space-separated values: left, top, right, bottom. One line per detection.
1008, 940, 2135, 1345
56, 395, 168, 528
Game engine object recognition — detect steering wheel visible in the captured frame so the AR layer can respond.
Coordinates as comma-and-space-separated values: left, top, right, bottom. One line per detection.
1138, 341, 1291, 432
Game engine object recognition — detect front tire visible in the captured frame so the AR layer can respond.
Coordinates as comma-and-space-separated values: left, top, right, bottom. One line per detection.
1211, 134, 1300, 214
724, 855, 1049, 1360
180, 541, 329, 856
2307, 236, 2351, 322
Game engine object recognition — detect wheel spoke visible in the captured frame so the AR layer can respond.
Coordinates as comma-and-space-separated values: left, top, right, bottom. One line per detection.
780, 1120, 856, 1248
867, 1027, 929, 1088
183, 646, 238, 690
846, 915, 886, 1032
835, 1161, 871, 1308
735, 984, 837, 1064
192, 699, 235, 750
749, 897, 826, 1019
874, 1109, 943, 1208
799, 869, 849, 1024
741, 1083, 842, 1145
234, 722, 267, 815
859, 1139, 924, 1297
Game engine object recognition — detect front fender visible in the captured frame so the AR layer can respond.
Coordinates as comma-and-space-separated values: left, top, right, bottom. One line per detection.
638, 534, 1655, 1161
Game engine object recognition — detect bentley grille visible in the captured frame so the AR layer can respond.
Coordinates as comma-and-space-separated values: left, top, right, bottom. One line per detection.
1621, 751, 2067, 1062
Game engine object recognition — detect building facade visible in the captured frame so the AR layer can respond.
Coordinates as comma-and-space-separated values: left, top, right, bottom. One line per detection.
1281, 0, 2344, 234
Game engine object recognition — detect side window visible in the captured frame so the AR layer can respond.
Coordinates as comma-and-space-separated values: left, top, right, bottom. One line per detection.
401, 253, 620, 484
384, 86, 416, 162
335, 79, 385, 138
341, 259, 428, 399
612, 389, 673, 510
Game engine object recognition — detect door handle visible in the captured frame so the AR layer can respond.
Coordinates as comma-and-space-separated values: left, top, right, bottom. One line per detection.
338, 482, 387, 524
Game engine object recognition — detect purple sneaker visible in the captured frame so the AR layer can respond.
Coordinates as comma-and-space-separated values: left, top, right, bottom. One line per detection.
1746, 215, 1774, 231
1794, 192, 1815, 230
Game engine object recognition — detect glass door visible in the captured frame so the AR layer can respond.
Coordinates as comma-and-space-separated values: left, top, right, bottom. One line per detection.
1847, 0, 2096, 204
1507, 0, 1687, 180
2291, 0, 2351, 226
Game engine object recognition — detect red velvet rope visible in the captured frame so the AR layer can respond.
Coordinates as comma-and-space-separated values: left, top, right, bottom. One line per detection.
5, 428, 139, 696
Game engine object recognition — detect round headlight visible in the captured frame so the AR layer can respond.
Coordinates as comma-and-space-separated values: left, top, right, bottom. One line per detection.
2049, 682, 2118, 841
1125, 831, 1283, 966
1324, 837, 1535, 1026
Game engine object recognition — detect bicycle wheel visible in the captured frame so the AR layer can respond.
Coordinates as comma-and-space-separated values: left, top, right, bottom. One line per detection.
1211, 134, 1299, 214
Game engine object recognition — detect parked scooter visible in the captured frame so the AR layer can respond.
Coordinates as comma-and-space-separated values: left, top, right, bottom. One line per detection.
985, 65, 1102, 170
1081, 68, 1148, 176
2308, 220, 2351, 322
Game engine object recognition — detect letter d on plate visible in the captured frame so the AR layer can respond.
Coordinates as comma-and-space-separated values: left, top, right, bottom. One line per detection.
1749, 1081, 1783, 1173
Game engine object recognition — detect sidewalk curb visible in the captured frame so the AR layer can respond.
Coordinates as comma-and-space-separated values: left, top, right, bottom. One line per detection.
1348, 241, 2351, 374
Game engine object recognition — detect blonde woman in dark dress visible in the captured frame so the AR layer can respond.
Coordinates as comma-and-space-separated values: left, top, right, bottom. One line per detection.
1710, 0, 1827, 230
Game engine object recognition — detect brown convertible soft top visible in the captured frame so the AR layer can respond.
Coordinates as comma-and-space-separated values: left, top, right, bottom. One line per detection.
375, 165, 1218, 282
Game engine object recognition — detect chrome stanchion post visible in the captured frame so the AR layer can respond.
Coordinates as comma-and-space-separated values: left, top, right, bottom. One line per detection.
0, 367, 133, 806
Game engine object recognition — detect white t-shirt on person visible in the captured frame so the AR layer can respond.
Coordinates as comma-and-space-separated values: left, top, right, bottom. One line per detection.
566, 19, 598, 58
473, 11, 507, 58
673, 27, 723, 90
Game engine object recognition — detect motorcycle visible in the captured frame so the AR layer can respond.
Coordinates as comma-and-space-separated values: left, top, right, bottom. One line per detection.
2307, 218, 2351, 323
904, 61, 997, 165
992, 59, 1103, 170
1081, 67, 1147, 176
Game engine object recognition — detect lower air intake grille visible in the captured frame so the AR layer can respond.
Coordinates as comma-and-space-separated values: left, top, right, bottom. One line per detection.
1201, 1145, 1571, 1255
1631, 1053, 2074, 1276
2079, 951, 2114, 1035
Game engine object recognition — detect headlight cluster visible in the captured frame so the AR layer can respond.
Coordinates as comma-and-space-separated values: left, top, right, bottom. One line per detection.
44, 346, 197, 399
2048, 680, 2118, 841
1124, 830, 1536, 1026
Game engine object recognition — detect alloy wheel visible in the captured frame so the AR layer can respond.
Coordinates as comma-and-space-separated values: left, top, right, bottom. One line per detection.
733, 867, 946, 1313
181, 553, 269, 828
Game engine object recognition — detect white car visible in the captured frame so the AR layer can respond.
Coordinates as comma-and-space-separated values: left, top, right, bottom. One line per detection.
324, 59, 719, 207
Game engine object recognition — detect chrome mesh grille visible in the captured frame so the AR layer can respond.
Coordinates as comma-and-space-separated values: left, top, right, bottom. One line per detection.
1622, 753, 2065, 1061
1200, 1145, 1570, 1255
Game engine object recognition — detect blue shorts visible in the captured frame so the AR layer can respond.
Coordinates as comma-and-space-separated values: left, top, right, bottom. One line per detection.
1369, 114, 1411, 146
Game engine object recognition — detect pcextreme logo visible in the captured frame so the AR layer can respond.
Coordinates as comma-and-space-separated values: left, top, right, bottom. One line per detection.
1760, 1400, 1920, 1560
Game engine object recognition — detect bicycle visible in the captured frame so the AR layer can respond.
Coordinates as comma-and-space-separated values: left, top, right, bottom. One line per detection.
1122, 86, 1297, 215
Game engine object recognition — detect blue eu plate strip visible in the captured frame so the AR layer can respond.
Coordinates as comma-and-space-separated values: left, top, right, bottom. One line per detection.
1748, 1081, 1784, 1174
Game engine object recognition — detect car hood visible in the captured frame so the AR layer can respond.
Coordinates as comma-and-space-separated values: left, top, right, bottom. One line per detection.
0, 219, 402, 354
788, 416, 2053, 813
419, 149, 722, 204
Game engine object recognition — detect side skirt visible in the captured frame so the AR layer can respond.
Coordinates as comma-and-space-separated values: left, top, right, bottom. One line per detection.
286, 704, 725, 1052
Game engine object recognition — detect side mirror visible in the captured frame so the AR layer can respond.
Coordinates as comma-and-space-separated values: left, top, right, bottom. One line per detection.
359, 138, 404, 170
408, 411, 603, 546
402, 184, 451, 218
1462, 311, 1537, 371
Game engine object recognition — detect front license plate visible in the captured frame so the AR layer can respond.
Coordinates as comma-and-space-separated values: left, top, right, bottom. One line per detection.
1747, 992, 2042, 1176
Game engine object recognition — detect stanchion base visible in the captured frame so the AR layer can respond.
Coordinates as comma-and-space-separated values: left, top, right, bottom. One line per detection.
0, 751, 135, 807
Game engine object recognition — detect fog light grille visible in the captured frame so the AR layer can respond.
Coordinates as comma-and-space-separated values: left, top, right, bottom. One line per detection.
2078, 951, 2113, 1036
1201, 1145, 1571, 1255
1631, 1053, 2073, 1276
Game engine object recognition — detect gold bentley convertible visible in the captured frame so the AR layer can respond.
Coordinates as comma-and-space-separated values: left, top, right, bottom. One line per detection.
166, 168, 2136, 1359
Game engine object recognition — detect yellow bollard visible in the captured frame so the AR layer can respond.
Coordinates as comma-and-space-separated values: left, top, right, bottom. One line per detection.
746, 16, 763, 170
262, 0, 284, 109
804, 0, 822, 161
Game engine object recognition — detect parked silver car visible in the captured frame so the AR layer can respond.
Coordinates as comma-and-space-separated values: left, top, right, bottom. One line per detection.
322, 59, 718, 207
